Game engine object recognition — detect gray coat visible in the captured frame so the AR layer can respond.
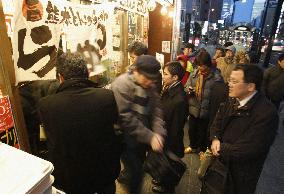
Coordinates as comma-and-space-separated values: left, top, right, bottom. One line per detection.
185, 67, 223, 119
111, 72, 166, 146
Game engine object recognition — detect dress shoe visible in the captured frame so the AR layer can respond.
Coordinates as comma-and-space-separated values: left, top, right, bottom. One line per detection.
152, 179, 161, 185
117, 171, 131, 185
152, 185, 174, 193
152, 185, 166, 193
184, 146, 199, 154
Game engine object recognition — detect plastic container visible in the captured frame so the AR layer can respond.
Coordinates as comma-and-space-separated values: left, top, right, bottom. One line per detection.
0, 142, 54, 194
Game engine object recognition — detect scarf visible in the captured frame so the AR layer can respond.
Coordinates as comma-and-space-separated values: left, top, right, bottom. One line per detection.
195, 68, 210, 101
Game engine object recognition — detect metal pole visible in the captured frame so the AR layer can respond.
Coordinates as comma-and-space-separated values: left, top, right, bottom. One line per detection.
207, 0, 212, 33
256, 0, 270, 62
263, 0, 284, 68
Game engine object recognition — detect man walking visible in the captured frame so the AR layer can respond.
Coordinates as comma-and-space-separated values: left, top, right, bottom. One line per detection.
112, 55, 166, 194
39, 53, 121, 194
210, 64, 278, 194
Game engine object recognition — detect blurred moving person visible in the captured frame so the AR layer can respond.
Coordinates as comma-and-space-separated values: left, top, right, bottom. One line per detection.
111, 55, 166, 194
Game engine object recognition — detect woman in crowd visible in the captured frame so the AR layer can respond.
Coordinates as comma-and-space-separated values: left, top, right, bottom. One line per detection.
184, 51, 223, 154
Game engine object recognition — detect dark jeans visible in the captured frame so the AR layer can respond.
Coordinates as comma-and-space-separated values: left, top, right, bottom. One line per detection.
188, 116, 209, 152
123, 144, 146, 194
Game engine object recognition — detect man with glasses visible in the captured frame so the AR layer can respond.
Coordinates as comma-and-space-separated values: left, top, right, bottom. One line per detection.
210, 64, 278, 194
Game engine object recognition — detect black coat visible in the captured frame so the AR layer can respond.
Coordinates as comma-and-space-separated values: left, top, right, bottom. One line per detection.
210, 92, 278, 194
262, 63, 284, 108
38, 79, 121, 194
161, 83, 188, 158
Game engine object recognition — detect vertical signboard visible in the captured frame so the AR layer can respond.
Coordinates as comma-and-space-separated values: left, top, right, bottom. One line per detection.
0, 96, 19, 148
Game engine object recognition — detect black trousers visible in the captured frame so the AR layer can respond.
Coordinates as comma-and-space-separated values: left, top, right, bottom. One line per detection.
188, 116, 209, 152
122, 144, 146, 194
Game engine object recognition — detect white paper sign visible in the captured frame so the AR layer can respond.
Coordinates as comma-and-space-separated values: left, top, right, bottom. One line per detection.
12, 0, 114, 84
162, 41, 171, 53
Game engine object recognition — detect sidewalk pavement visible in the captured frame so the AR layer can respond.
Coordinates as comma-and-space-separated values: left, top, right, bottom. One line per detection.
115, 122, 202, 194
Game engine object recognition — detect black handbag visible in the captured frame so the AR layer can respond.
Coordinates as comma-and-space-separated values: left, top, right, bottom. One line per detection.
143, 150, 186, 186
200, 158, 234, 194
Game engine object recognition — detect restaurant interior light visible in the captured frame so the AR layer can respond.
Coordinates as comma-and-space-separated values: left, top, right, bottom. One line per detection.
147, 0, 156, 11
161, 5, 167, 16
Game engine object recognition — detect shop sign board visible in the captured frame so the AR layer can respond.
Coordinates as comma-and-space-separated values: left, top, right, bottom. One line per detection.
12, 0, 115, 84
108, 0, 148, 15
0, 96, 19, 148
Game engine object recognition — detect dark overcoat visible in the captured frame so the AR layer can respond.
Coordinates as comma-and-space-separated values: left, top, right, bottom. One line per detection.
210, 92, 278, 194
161, 83, 188, 158
39, 79, 121, 194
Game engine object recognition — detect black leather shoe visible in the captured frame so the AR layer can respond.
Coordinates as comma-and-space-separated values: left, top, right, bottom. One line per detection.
152, 185, 166, 193
117, 171, 131, 185
152, 179, 161, 185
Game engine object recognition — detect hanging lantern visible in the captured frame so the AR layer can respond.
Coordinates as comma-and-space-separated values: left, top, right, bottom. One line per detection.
147, 0, 156, 11
161, 5, 167, 16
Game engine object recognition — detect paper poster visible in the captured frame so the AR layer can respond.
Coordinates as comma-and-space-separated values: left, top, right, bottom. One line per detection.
156, 52, 164, 67
12, 0, 115, 84
13, 0, 63, 84
162, 41, 171, 53
62, 2, 114, 65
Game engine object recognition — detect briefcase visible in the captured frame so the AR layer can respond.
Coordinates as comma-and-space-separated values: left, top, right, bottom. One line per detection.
143, 150, 186, 186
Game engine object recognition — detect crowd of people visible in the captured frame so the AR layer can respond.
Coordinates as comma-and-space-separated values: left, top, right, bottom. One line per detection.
20, 40, 284, 194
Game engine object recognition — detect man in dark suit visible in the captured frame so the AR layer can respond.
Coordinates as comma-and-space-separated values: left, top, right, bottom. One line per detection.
39, 53, 121, 194
210, 64, 278, 194
151, 61, 188, 193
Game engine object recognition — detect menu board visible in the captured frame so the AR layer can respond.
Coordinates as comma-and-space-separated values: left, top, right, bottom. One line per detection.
0, 96, 19, 148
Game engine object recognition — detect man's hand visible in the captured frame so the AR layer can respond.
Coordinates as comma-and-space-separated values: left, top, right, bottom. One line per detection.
150, 133, 164, 153
211, 139, 220, 156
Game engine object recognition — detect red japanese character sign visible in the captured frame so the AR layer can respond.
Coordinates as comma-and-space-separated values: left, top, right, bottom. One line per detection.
0, 96, 19, 148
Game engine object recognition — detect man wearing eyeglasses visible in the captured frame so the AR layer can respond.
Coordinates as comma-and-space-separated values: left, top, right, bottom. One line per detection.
209, 64, 278, 194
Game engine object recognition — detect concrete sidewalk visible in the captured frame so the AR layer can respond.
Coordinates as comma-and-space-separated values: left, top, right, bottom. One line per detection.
116, 123, 202, 194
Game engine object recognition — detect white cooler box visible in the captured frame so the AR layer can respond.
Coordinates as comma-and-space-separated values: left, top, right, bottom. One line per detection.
0, 142, 57, 194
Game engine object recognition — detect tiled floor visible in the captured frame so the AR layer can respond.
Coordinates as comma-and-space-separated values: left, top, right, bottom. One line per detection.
116, 123, 202, 194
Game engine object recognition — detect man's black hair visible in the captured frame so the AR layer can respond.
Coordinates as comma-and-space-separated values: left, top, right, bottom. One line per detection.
223, 41, 233, 47
56, 52, 88, 80
163, 61, 185, 81
127, 41, 148, 56
278, 53, 284, 62
233, 64, 263, 91
182, 43, 195, 50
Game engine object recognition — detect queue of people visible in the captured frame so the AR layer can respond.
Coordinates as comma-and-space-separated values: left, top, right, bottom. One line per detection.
20, 40, 284, 194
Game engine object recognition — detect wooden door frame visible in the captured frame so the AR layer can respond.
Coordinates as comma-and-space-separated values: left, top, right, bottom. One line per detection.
0, 0, 30, 152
